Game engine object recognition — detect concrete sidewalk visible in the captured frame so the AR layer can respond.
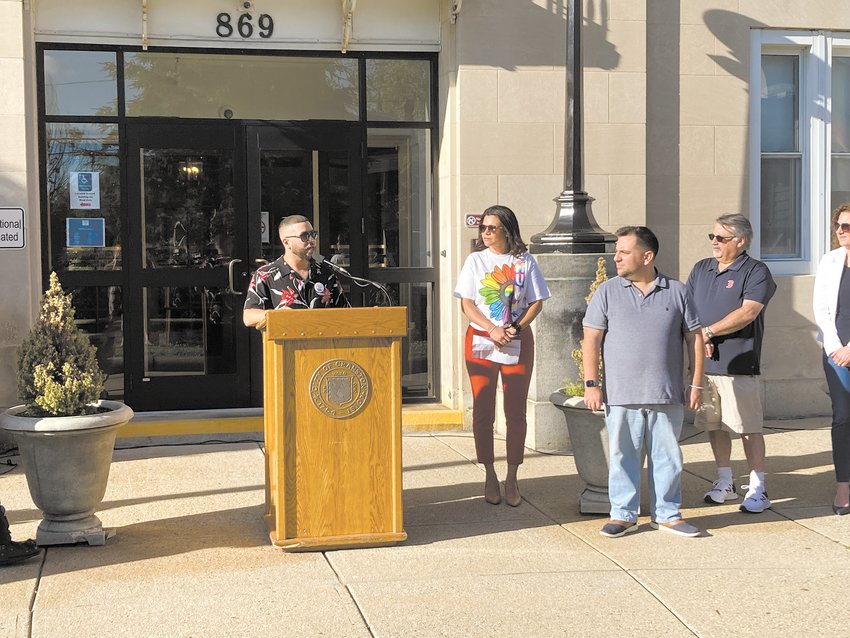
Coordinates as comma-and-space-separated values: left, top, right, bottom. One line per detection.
2, 419, 849, 637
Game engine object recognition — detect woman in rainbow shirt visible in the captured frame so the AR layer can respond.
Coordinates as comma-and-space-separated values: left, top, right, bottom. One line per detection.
454, 205, 551, 506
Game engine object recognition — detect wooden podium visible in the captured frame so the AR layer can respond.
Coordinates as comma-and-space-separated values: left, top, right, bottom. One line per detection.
259, 307, 407, 551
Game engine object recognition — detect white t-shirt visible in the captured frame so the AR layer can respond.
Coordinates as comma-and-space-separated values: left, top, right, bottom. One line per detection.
453, 249, 552, 331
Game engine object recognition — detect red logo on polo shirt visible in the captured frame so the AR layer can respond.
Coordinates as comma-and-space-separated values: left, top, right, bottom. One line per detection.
726, 279, 734, 288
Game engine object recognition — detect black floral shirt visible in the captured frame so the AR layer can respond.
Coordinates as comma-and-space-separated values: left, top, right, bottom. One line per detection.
244, 257, 348, 311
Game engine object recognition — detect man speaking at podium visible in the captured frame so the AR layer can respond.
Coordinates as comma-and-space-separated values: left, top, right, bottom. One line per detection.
243, 215, 349, 328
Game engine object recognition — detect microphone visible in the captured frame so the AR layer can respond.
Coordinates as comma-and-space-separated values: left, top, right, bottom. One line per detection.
313, 253, 394, 307
313, 252, 349, 275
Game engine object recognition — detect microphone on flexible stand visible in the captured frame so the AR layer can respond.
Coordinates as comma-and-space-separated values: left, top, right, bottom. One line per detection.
313, 253, 394, 307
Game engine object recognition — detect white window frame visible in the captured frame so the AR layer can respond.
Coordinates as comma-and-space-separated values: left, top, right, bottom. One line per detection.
750, 30, 831, 275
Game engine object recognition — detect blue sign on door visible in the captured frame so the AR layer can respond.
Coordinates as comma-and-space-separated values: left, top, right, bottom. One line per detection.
77, 173, 93, 191
66, 218, 105, 248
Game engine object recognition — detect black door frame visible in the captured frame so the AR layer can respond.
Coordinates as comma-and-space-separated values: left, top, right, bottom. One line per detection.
122, 119, 364, 410
37, 44, 441, 409
123, 119, 251, 410
244, 121, 364, 406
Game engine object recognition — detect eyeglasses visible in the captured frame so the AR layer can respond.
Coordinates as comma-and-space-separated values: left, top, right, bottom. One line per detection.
284, 230, 319, 242
835, 222, 850, 233
479, 225, 502, 234
708, 233, 736, 243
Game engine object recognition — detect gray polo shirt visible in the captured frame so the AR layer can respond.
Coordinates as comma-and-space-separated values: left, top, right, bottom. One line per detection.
686, 253, 776, 376
583, 273, 701, 406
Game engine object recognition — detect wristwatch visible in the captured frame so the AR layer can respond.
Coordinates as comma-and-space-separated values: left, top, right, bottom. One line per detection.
585, 380, 600, 388
703, 326, 715, 339
510, 320, 522, 334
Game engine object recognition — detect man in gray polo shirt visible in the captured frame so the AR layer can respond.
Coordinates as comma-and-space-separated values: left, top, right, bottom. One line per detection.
583, 226, 704, 538
686, 213, 776, 514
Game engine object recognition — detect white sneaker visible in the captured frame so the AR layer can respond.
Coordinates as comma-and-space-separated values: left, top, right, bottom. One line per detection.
739, 485, 772, 513
704, 480, 738, 504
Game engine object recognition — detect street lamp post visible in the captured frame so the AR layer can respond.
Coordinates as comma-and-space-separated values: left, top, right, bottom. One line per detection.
530, 0, 614, 254
522, 1, 615, 453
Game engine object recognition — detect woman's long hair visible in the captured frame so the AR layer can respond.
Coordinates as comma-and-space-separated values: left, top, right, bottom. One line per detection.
473, 205, 528, 256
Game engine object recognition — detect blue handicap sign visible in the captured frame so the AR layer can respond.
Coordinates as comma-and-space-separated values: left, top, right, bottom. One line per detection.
77, 173, 93, 192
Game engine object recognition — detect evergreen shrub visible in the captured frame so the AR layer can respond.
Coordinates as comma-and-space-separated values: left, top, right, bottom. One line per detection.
16, 272, 105, 416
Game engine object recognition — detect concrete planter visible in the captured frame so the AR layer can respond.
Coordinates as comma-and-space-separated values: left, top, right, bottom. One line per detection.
0, 400, 134, 546
549, 391, 610, 515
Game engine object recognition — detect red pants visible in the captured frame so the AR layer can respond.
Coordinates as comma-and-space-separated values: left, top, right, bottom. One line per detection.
464, 326, 535, 465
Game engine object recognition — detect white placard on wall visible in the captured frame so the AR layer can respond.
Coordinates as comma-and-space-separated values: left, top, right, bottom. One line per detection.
0, 207, 25, 249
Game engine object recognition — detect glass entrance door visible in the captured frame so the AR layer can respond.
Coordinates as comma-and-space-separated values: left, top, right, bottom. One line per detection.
246, 124, 361, 270
245, 124, 362, 405
122, 121, 361, 411
125, 122, 251, 410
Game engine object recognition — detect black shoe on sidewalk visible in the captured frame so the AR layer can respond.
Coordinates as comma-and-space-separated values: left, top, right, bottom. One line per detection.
0, 538, 40, 566
1, 505, 41, 566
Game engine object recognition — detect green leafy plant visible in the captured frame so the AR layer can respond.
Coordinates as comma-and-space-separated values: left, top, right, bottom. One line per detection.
16, 272, 105, 416
562, 257, 608, 397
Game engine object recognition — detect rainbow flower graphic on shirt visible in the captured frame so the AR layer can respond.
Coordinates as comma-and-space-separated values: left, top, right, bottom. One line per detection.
479, 263, 516, 323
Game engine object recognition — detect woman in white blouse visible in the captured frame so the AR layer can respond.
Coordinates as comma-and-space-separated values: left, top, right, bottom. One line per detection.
813, 202, 850, 515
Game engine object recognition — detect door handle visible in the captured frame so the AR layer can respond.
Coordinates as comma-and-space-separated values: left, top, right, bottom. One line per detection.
255, 258, 269, 266
227, 258, 243, 295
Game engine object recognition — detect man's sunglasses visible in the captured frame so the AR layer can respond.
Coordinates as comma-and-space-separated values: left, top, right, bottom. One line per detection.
835, 222, 850, 233
284, 230, 319, 242
708, 233, 736, 243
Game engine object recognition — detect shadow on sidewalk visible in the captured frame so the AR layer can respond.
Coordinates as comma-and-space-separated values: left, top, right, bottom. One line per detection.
1, 424, 839, 585
5, 483, 264, 526
0, 503, 269, 585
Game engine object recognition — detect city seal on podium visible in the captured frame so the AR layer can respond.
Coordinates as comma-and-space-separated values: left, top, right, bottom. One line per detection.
309, 359, 371, 419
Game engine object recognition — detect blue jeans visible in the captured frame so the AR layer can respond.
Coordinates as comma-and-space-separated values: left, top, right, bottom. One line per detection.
605, 404, 684, 524
822, 353, 850, 482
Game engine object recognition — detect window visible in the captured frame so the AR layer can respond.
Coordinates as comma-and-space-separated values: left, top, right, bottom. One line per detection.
832, 56, 850, 222
760, 55, 801, 260
366, 59, 430, 121
124, 53, 359, 120
752, 31, 850, 274
43, 50, 117, 116
45, 123, 121, 271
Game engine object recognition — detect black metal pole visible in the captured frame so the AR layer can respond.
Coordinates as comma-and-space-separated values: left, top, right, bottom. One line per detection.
529, 0, 614, 254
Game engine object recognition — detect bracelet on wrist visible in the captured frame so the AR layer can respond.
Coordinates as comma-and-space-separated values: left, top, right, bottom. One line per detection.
689, 384, 704, 390
488, 325, 498, 334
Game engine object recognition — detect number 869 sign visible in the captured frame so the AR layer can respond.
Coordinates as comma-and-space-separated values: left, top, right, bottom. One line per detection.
216, 12, 275, 39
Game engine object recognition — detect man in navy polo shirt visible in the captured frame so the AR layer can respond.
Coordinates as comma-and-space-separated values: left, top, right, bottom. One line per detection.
584, 226, 705, 538
686, 213, 777, 513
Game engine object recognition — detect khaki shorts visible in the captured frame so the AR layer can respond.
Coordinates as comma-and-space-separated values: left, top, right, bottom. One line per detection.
694, 374, 764, 435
